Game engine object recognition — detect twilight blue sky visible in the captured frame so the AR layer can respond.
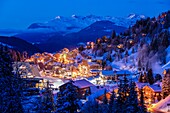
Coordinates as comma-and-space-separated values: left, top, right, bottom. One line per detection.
0, 0, 169, 29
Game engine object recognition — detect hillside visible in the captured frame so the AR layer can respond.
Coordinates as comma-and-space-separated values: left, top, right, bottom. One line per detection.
88, 11, 170, 74
0, 36, 42, 55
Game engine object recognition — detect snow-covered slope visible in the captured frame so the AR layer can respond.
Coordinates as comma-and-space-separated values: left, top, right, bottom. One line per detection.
28, 14, 146, 34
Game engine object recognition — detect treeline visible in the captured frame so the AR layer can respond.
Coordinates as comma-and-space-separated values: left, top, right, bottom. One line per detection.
0, 45, 24, 112
55, 76, 148, 113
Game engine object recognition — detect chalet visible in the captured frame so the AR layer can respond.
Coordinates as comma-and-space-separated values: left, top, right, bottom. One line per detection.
90, 69, 100, 76
135, 82, 149, 94
101, 70, 132, 81
88, 62, 101, 70
22, 78, 45, 96
143, 84, 162, 104
23, 78, 44, 88
59, 79, 95, 99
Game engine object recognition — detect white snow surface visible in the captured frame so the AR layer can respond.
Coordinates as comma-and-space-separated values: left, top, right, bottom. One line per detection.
88, 86, 109, 100
152, 94, 170, 112
73, 79, 95, 88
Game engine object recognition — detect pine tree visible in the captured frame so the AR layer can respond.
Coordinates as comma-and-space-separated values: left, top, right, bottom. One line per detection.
138, 59, 142, 71
106, 52, 112, 62
122, 75, 129, 101
164, 11, 170, 28
0, 45, 23, 112
147, 69, 154, 85
125, 50, 129, 57
108, 91, 116, 113
114, 75, 131, 113
162, 69, 170, 98
115, 77, 128, 113
154, 74, 162, 82
125, 50, 129, 63
142, 72, 148, 83
138, 73, 143, 83
38, 80, 55, 113
111, 30, 116, 39
81, 99, 101, 113
56, 81, 80, 113
101, 89, 109, 113
139, 88, 147, 113
125, 81, 139, 113
103, 89, 108, 104
132, 47, 135, 54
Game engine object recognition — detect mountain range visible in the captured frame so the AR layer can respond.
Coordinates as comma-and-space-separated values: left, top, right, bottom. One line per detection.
27, 14, 145, 34
0, 14, 146, 53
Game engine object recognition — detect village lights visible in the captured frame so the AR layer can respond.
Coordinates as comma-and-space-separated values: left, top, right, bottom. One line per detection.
163, 70, 166, 75
117, 44, 123, 49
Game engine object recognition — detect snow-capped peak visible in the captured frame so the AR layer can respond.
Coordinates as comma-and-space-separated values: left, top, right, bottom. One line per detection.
127, 14, 136, 19
139, 15, 146, 19
127, 13, 146, 19
55, 16, 61, 19
28, 14, 146, 34
71, 14, 77, 18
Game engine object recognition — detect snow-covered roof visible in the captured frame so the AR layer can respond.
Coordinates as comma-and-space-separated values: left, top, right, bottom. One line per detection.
91, 86, 103, 94
52, 79, 65, 88
92, 56, 103, 60
102, 70, 114, 76
152, 95, 170, 113
73, 79, 95, 89
149, 84, 162, 92
116, 70, 133, 75
135, 82, 149, 89
154, 81, 162, 88
90, 70, 101, 73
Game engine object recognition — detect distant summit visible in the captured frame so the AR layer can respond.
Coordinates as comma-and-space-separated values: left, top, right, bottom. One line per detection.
127, 13, 145, 19
28, 14, 146, 34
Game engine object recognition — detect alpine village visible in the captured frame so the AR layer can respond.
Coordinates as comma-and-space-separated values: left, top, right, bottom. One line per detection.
1, 10, 170, 113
